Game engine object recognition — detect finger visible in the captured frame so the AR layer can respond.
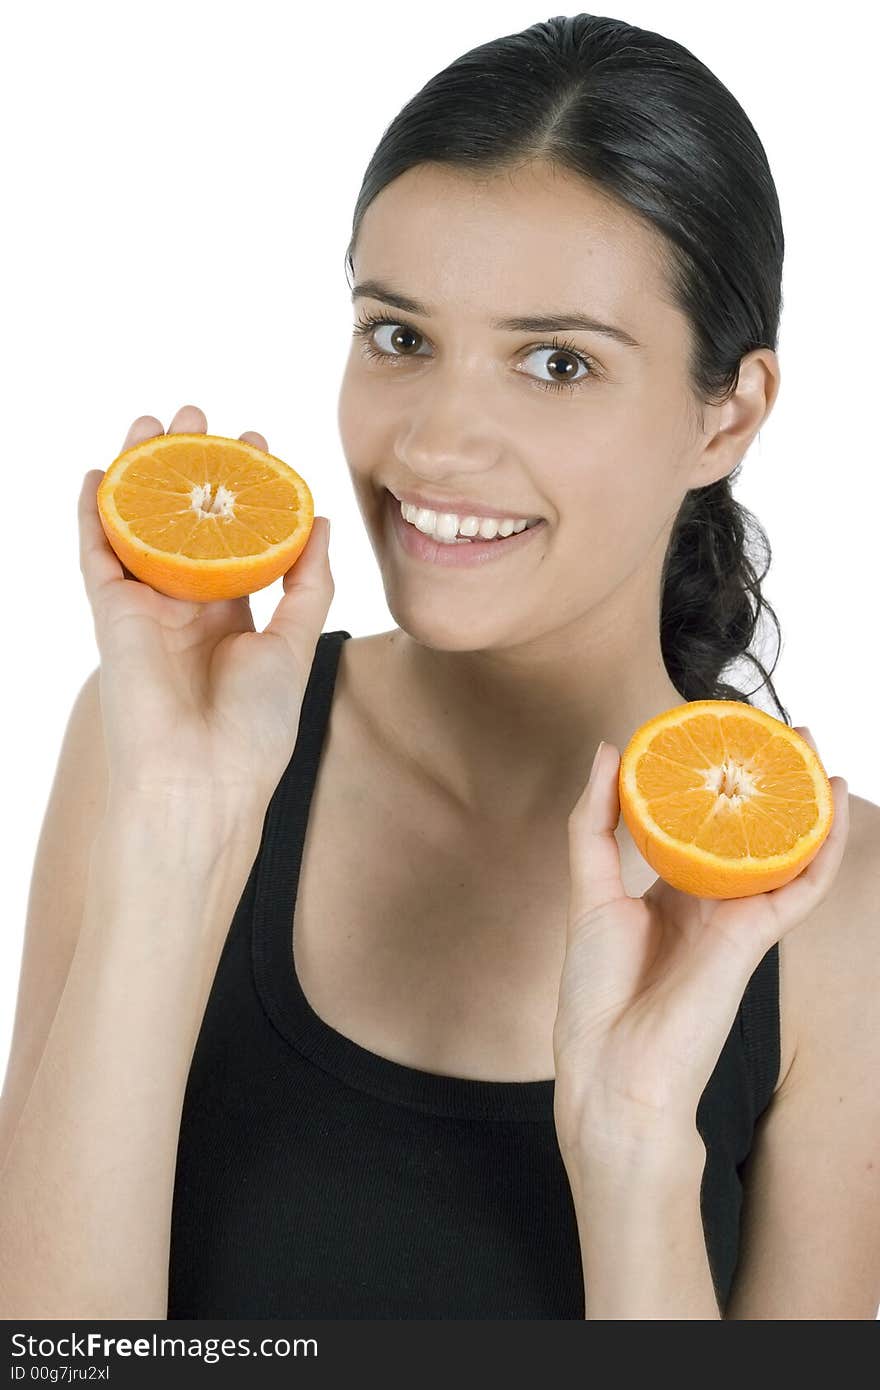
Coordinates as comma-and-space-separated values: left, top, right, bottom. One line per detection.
262, 516, 334, 657
566, 741, 628, 927
79, 469, 125, 614
794, 724, 818, 754
167, 403, 207, 435
240, 430, 269, 452
760, 775, 851, 934
121, 414, 165, 452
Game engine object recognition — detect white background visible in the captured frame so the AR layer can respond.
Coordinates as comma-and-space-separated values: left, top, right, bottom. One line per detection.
1, 0, 876, 1315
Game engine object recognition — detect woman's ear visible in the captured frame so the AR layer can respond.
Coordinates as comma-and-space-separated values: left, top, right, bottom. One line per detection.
691, 347, 781, 488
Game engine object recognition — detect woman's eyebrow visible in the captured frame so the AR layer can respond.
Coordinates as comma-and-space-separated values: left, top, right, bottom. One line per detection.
351, 278, 644, 349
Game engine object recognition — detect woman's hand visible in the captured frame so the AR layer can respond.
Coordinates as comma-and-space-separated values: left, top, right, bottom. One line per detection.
80, 405, 334, 811
552, 730, 850, 1157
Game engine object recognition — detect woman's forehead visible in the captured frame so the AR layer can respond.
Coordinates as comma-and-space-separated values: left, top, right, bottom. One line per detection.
354, 169, 677, 347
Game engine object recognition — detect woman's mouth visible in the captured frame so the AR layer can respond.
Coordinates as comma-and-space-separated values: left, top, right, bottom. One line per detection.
385, 488, 547, 569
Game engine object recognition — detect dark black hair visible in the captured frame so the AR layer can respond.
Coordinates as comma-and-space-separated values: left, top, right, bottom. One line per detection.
344, 12, 790, 723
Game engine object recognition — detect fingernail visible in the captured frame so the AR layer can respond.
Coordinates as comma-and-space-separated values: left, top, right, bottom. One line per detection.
590, 741, 604, 779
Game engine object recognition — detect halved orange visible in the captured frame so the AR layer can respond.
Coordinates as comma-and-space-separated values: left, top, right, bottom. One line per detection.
96, 433, 314, 601
618, 701, 834, 899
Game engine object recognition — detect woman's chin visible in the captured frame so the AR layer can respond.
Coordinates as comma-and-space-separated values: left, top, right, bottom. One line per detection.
384, 605, 495, 652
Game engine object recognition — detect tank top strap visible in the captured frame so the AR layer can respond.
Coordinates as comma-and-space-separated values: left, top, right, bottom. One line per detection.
260, 626, 351, 878
739, 940, 780, 1124
276, 629, 351, 803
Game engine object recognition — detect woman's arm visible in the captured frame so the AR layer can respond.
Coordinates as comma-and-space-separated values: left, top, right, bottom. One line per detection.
556, 794, 880, 1322
724, 796, 880, 1320
558, 1126, 721, 1319
0, 792, 265, 1320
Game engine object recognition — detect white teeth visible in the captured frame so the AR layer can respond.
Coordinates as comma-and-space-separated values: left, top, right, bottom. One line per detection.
400, 500, 539, 543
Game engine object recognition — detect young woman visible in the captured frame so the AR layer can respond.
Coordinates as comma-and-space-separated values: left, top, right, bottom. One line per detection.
2, 14, 877, 1321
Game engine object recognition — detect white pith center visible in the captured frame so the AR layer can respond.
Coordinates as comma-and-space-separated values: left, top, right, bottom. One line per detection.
190, 482, 236, 519
703, 759, 759, 806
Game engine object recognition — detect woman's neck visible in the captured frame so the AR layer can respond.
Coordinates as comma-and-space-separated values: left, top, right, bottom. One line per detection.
364, 623, 684, 826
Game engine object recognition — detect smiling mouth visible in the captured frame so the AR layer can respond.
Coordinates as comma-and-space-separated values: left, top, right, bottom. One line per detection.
384, 488, 549, 567
386, 489, 545, 541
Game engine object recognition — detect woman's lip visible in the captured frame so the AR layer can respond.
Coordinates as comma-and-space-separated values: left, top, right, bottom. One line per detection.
385, 487, 547, 568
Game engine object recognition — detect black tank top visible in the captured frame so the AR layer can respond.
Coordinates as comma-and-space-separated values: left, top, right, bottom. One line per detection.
167, 629, 780, 1319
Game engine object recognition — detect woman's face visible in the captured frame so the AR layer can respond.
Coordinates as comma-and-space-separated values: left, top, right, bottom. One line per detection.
337, 160, 711, 651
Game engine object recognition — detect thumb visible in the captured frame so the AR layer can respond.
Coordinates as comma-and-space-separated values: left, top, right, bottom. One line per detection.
263, 515, 334, 654
567, 741, 627, 932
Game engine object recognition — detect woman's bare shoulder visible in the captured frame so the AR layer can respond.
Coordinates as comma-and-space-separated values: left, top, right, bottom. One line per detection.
727, 790, 880, 1318
776, 790, 880, 1093
334, 629, 405, 750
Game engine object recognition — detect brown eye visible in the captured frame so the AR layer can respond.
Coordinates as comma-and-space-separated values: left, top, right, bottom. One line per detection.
382, 324, 422, 354
537, 348, 582, 384
517, 340, 598, 394
353, 314, 431, 359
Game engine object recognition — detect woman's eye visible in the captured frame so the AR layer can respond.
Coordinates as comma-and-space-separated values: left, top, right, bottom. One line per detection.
367, 321, 431, 357
352, 313, 600, 394
519, 345, 594, 390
